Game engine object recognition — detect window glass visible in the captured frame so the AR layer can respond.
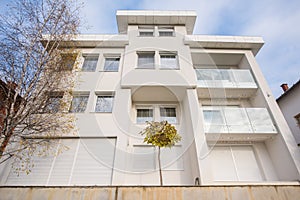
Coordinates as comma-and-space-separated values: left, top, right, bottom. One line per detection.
160, 54, 177, 69
61, 54, 76, 71
137, 53, 155, 69
104, 57, 120, 71
139, 26, 154, 37
159, 31, 173, 37
203, 110, 224, 124
140, 31, 154, 37
137, 108, 153, 123
69, 95, 89, 113
95, 96, 114, 112
82, 56, 98, 72
158, 27, 174, 37
160, 107, 177, 123
44, 93, 63, 113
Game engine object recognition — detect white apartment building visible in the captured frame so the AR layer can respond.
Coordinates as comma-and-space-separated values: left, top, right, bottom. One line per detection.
1, 10, 300, 186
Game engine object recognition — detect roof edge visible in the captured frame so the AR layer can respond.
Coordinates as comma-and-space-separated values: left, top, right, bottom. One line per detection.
116, 10, 197, 34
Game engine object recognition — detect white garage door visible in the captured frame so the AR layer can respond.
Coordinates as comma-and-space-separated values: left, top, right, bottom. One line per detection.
4, 138, 116, 186
209, 145, 263, 182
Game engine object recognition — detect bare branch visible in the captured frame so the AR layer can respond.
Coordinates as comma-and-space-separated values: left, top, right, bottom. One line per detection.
0, 0, 82, 173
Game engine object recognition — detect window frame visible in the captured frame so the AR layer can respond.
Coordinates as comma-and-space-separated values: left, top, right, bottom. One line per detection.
43, 92, 64, 113
95, 94, 114, 113
159, 106, 178, 124
137, 52, 155, 69
294, 113, 300, 128
69, 93, 90, 113
81, 55, 99, 72
135, 104, 179, 124
138, 26, 154, 37
158, 26, 175, 37
136, 106, 154, 124
103, 56, 120, 72
159, 52, 179, 69
61, 54, 77, 71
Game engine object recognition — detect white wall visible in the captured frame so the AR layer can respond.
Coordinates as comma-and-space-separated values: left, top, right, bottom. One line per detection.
277, 84, 300, 144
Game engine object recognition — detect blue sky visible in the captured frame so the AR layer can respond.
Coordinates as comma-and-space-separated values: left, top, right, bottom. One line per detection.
1, 0, 299, 98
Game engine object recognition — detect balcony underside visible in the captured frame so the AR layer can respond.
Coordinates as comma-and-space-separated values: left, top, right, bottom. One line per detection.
205, 132, 277, 142
121, 69, 197, 88
197, 87, 257, 98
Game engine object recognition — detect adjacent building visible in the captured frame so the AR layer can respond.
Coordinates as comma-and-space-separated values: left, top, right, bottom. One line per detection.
1, 10, 300, 186
0, 80, 22, 145
277, 81, 300, 145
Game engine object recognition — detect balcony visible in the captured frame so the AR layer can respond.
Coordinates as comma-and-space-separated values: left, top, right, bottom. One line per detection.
195, 69, 258, 98
202, 107, 277, 141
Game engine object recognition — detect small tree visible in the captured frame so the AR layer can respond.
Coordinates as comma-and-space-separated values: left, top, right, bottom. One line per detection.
139, 121, 181, 186
0, 0, 81, 174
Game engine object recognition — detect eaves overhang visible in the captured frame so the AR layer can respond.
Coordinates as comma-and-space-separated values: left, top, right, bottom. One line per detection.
42, 34, 129, 48
184, 35, 264, 56
116, 10, 197, 34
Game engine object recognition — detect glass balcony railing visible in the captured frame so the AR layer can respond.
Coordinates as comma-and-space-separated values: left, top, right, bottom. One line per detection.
195, 69, 257, 88
202, 107, 277, 134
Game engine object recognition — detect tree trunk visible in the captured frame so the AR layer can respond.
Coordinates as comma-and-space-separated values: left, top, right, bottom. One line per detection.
0, 134, 12, 159
158, 146, 163, 186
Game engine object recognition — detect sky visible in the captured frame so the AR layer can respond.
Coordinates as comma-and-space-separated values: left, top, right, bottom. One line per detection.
0, 0, 299, 98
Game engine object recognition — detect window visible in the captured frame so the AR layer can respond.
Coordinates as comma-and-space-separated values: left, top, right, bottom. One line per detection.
95, 95, 114, 112
82, 56, 98, 72
140, 32, 154, 37
104, 57, 120, 71
158, 27, 174, 37
135, 105, 178, 124
139, 26, 154, 37
44, 93, 63, 113
61, 54, 76, 71
160, 53, 178, 69
160, 107, 177, 123
294, 113, 300, 128
137, 52, 155, 69
136, 108, 153, 123
69, 94, 89, 113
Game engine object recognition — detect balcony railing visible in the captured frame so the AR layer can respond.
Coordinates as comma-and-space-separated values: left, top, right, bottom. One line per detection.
195, 69, 257, 88
202, 107, 277, 134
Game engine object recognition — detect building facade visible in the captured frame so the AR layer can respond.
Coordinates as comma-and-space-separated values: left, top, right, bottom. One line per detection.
1, 10, 300, 186
277, 81, 300, 145
0, 80, 22, 158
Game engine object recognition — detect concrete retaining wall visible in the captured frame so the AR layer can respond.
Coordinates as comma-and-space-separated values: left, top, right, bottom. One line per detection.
0, 186, 300, 200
